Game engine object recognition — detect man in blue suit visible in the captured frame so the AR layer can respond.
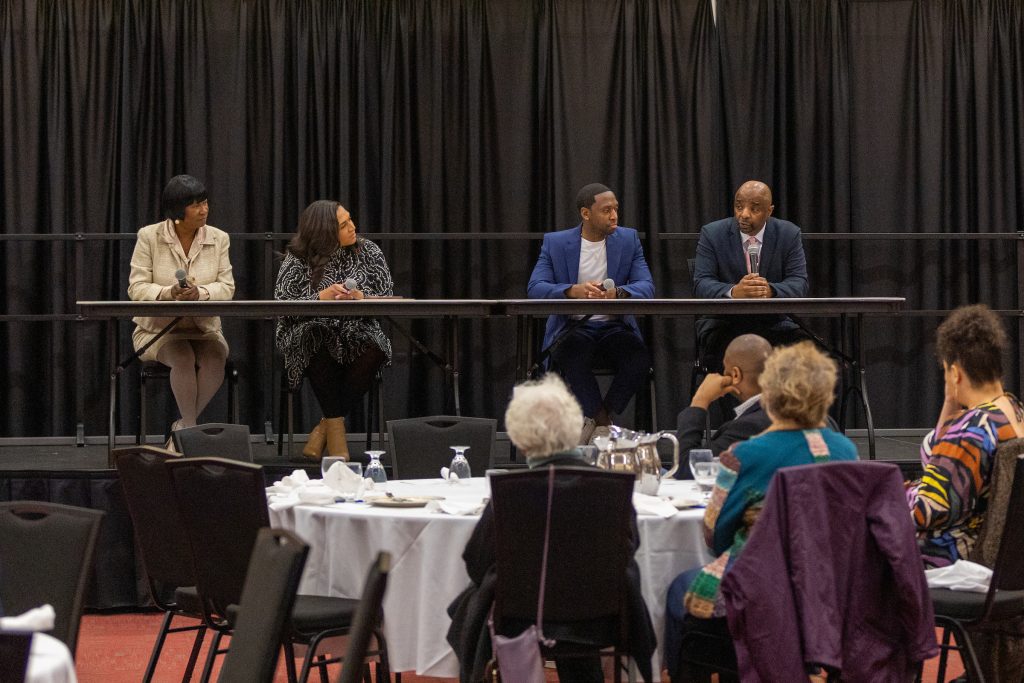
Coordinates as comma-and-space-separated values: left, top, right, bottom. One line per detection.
528, 183, 655, 442
693, 180, 808, 372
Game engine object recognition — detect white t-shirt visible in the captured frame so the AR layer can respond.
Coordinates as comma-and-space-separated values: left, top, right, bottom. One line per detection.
576, 237, 610, 321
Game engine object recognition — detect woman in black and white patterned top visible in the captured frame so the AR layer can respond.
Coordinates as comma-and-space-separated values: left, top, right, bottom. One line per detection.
275, 199, 393, 460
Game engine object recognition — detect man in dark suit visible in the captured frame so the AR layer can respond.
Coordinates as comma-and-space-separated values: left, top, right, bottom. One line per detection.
693, 180, 808, 373
676, 334, 772, 467
528, 183, 655, 442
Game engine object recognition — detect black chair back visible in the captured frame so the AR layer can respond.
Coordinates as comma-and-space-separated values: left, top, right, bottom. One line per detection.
490, 467, 633, 628
336, 552, 392, 683
387, 415, 496, 478
172, 423, 254, 462
989, 454, 1024, 594
113, 446, 195, 604
167, 458, 270, 622
217, 529, 309, 683
0, 632, 31, 683
0, 502, 104, 657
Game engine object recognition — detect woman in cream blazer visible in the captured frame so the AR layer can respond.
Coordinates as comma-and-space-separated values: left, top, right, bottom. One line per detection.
128, 175, 235, 434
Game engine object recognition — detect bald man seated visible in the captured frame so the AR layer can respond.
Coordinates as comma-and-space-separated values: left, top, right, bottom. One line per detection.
675, 334, 773, 468
693, 180, 809, 373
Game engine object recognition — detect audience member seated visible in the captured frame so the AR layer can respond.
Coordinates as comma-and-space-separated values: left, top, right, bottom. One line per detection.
445, 374, 656, 683
275, 199, 393, 461
663, 342, 857, 682
907, 304, 1024, 682
676, 334, 772, 462
908, 304, 1024, 568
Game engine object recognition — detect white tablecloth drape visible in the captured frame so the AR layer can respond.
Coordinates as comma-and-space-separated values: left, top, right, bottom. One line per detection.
270, 477, 712, 678
27, 633, 77, 683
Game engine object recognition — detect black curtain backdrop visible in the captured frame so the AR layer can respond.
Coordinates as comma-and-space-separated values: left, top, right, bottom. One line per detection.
0, 0, 1021, 439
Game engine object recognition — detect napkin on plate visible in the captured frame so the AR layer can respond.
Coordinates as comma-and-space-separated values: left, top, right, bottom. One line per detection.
266, 469, 311, 494
0, 604, 55, 632
925, 560, 992, 593
427, 499, 485, 515
632, 493, 680, 518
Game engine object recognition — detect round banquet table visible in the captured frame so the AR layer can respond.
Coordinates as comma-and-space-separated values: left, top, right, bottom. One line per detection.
27, 632, 77, 683
269, 476, 713, 679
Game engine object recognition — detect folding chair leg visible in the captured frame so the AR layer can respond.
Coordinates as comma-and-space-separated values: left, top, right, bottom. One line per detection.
935, 626, 952, 683
316, 654, 330, 683
198, 630, 223, 683
283, 640, 299, 683
143, 611, 174, 683
181, 623, 207, 683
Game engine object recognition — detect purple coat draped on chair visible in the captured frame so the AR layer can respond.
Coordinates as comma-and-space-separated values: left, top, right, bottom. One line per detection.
720, 461, 938, 682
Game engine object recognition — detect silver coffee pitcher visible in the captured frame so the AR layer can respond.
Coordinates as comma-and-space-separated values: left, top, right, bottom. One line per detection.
592, 426, 679, 496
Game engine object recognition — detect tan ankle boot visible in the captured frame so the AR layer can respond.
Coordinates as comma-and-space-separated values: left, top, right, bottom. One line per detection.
302, 419, 327, 460
324, 417, 349, 459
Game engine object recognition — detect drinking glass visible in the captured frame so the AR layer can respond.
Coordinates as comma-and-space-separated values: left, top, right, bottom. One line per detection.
364, 451, 388, 484
449, 446, 472, 480
688, 449, 719, 492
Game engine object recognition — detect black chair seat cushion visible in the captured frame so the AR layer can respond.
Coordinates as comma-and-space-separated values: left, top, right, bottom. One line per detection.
930, 587, 1024, 621
226, 594, 360, 635
173, 586, 204, 616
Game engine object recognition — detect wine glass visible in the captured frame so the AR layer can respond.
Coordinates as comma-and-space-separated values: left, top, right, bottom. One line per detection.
449, 446, 472, 480
688, 449, 719, 492
364, 451, 388, 484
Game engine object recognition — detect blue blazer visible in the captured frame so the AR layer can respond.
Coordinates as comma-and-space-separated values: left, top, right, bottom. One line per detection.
693, 216, 808, 337
527, 225, 654, 351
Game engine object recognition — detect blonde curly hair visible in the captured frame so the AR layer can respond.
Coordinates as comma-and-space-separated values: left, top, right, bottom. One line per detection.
759, 341, 837, 428
504, 374, 584, 460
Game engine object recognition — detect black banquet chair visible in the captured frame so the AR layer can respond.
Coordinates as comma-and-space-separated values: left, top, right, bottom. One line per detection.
0, 501, 104, 658
337, 552, 392, 683
172, 423, 254, 462
167, 457, 392, 683
217, 528, 309, 683
930, 442, 1024, 683
386, 415, 496, 479
113, 445, 207, 683
489, 467, 640, 682
0, 632, 32, 683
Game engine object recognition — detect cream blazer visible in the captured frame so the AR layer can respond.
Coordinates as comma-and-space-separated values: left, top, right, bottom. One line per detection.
128, 220, 235, 335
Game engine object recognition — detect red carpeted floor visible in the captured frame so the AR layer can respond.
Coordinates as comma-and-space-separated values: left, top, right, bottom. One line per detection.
74, 612, 964, 682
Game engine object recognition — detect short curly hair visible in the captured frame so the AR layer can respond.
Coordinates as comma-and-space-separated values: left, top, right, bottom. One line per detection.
936, 304, 1007, 384
759, 341, 837, 428
504, 374, 584, 460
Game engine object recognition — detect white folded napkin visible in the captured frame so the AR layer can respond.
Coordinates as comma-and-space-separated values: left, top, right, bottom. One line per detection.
427, 499, 485, 515
439, 467, 463, 483
632, 493, 680, 518
0, 604, 55, 632
266, 469, 311, 494
323, 461, 364, 495
925, 560, 992, 593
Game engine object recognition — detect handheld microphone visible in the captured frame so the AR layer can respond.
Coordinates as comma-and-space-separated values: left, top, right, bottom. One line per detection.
601, 278, 615, 291
343, 278, 358, 291
746, 242, 761, 274
174, 268, 189, 288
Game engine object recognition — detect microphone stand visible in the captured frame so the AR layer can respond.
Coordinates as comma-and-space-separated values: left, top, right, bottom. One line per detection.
787, 314, 864, 431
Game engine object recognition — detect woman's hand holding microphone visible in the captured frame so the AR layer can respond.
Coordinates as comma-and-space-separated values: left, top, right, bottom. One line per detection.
318, 278, 364, 301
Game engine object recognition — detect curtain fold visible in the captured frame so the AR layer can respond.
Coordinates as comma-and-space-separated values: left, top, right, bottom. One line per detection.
0, 0, 1020, 436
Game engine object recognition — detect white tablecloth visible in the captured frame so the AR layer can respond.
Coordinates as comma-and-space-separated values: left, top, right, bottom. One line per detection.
269, 477, 712, 678
27, 633, 77, 683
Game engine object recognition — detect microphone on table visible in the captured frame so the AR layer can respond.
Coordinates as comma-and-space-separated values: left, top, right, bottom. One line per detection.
601, 278, 615, 291
174, 268, 189, 289
747, 242, 761, 275
343, 278, 358, 291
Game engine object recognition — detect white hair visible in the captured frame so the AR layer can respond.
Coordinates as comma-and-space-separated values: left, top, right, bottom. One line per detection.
504, 374, 583, 460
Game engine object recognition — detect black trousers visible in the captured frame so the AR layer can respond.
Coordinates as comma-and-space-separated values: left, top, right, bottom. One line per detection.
304, 345, 386, 419
549, 320, 650, 419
